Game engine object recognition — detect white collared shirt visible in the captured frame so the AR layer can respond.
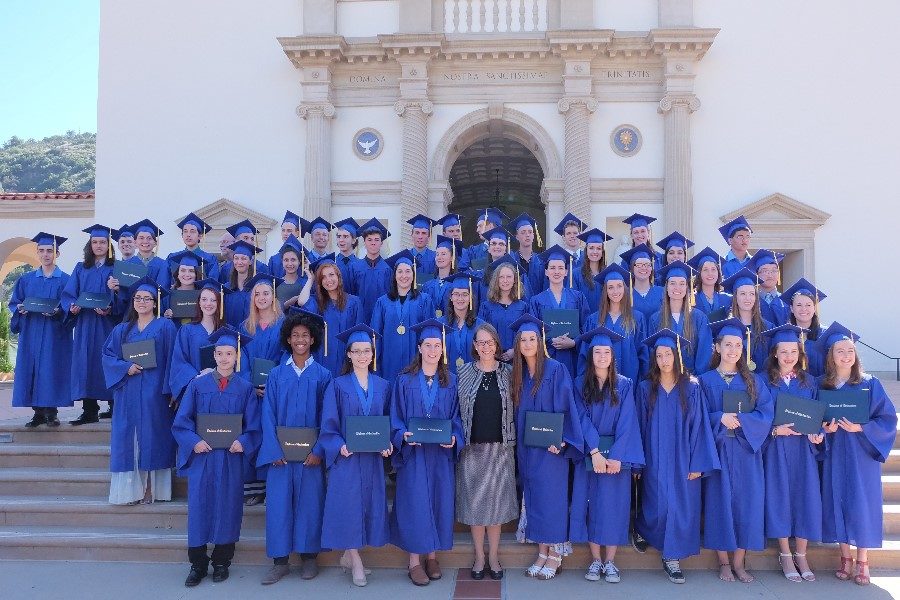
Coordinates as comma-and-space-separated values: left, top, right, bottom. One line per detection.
286, 354, 314, 377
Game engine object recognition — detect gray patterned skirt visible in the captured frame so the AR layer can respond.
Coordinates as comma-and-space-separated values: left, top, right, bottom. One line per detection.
455, 442, 519, 526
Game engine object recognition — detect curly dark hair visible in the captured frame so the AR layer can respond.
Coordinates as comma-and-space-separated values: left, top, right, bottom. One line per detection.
280, 311, 323, 354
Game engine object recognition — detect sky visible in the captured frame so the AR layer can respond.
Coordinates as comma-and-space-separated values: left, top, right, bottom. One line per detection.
0, 0, 99, 142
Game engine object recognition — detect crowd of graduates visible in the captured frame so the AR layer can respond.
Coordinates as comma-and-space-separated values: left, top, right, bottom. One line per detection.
7, 207, 896, 588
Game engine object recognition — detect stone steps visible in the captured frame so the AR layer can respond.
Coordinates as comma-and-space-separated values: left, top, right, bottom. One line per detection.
0, 467, 188, 497
0, 443, 110, 469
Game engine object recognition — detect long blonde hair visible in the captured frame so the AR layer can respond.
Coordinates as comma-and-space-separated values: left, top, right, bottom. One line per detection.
488, 263, 523, 303
244, 281, 283, 335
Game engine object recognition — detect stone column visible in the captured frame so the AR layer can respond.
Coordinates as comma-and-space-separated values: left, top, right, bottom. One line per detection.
297, 101, 335, 220
658, 94, 700, 238
395, 99, 433, 225
557, 96, 597, 222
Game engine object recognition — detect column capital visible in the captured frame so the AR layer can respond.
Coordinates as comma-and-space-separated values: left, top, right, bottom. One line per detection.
658, 94, 700, 114
394, 99, 434, 117
557, 96, 598, 114
297, 102, 336, 119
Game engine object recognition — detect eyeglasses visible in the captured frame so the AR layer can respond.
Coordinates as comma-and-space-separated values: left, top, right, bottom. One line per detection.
133, 296, 154, 303
474, 340, 496, 347
349, 349, 373, 356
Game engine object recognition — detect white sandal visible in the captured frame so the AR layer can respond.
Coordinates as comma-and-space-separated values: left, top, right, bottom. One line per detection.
526, 553, 548, 577
779, 553, 801, 583
537, 555, 562, 580
793, 552, 815, 581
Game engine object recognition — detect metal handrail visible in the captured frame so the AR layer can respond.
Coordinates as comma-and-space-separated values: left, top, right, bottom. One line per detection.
857, 340, 900, 381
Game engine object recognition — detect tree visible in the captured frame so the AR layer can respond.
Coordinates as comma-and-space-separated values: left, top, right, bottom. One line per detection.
0, 132, 95, 192
0, 304, 12, 373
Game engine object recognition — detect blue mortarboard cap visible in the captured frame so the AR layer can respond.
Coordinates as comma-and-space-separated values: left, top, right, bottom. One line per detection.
385, 249, 416, 271
718, 215, 752, 241
509, 213, 537, 232
593, 263, 631, 287
358, 218, 390, 239
619, 242, 655, 265
333, 218, 359, 238
488, 254, 519, 272
227, 240, 262, 258
578, 227, 613, 245
539, 244, 573, 266
477, 208, 507, 227
763, 323, 807, 346
226, 219, 258, 238
407, 214, 435, 231
818, 321, 860, 352
656, 231, 695, 252
622, 213, 657, 229
308, 217, 332, 232
709, 317, 748, 341
658, 260, 693, 282
196, 278, 228, 294
176, 213, 211, 234
553, 212, 586, 236
167, 249, 203, 271
643, 328, 691, 350
687, 246, 722, 270
279, 234, 305, 255
336, 323, 380, 346
208, 325, 253, 348
436, 213, 462, 229
481, 227, 511, 244
31, 232, 67, 248
510, 314, 546, 336
82, 224, 115, 238
721, 267, 759, 295
309, 253, 337, 273
435, 234, 463, 257
411, 318, 446, 342
112, 224, 135, 240
288, 306, 326, 326
244, 273, 284, 291
132, 218, 163, 238
281, 211, 303, 229
444, 272, 479, 290
782, 278, 827, 304
575, 325, 625, 348
130, 275, 169, 300
748, 248, 784, 271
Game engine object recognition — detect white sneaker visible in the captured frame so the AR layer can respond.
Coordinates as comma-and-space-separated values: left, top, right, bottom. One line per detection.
604, 560, 620, 583
585, 559, 603, 581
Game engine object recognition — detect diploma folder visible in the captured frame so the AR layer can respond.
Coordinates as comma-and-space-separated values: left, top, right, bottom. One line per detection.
196, 413, 242, 449
543, 308, 579, 340
75, 292, 111, 309
276, 283, 304, 304
22, 297, 58, 313
407, 417, 453, 444
252, 358, 277, 388
820, 389, 871, 424
199, 344, 216, 371
773, 392, 827, 435
169, 289, 200, 319
277, 426, 318, 462
112, 260, 148, 289
723, 390, 755, 414
524, 411, 564, 448
584, 435, 615, 471
122, 339, 157, 369
344, 415, 391, 453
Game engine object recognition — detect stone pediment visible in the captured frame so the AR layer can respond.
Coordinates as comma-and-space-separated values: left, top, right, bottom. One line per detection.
720, 193, 830, 227
179, 198, 278, 233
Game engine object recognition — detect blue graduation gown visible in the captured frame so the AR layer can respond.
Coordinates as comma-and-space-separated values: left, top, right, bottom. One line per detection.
320, 373, 392, 550
61, 262, 118, 402
222, 284, 250, 329
762, 377, 822, 541
528, 288, 590, 378
630, 285, 663, 323
410, 247, 436, 277
635, 379, 719, 560
477, 299, 529, 355
389, 372, 464, 554
102, 317, 178, 472
440, 316, 485, 376
648, 308, 713, 375
466, 243, 488, 267
335, 253, 361, 293
302, 295, 363, 377
819, 375, 897, 548
421, 276, 452, 318
760, 293, 790, 325
217, 259, 269, 284
572, 269, 604, 314
256, 360, 333, 557
510, 250, 545, 297
172, 373, 261, 546
267, 253, 285, 279
570, 375, 645, 546
478, 261, 530, 304
371, 293, 434, 383
237, 317, 285, 382
348, 256, 392, 322
515, 359, 584, 543
693, 291, 732, 318
744, 318, 774, 373
577, 311, 648, 382
699, 371, 773, 551
167, 248, 219, 282
804, 326, 825, 377
168, 322, 214, 401
9, 268, 73, 408
722, 253, 753, 279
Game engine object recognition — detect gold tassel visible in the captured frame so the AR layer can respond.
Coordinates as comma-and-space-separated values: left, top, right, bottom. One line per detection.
372, 333, 377, 371
451, 245, 456, 272
324, 321, 328, 357
516, 266, 521, 300
237, 333, 241, 372
442, 325, 448, 365
253, 258, 256, 277
107, 231, 112, 259
541, 325, 550, 358
219, 285, 224, 320
468, 278, 473, 311
156, 288, 160, 318
629, 272, 634, 306
773, 250, 781, 287
536, 225, 543, 248
746, 327, 752, 358
676, 335, 684, 375
568, 255, 573, 288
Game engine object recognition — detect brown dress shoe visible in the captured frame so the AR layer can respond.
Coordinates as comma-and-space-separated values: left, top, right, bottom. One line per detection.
261, 564, 290, 585
424, 558, 442, 580
300, 558, 319, 580
408, 564, 430, 586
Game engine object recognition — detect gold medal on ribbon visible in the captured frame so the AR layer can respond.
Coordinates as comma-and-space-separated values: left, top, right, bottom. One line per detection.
456, 357, 464, 369
747, 359, 756, 371
435, 309, 443, 317
397, 324, 406, 335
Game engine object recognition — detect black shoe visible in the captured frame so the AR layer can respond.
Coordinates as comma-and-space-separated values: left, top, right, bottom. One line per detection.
69, 413, 99, 426
489, 567, 504, 580
185, 567, 207, 587
24, 415, 46, 428
631, 531, 649, 554
662, 558, 685, 584
212, 565, 229, 582
46, 416, 60, 427
98, 410, 113, 419
471, 563, 485, 580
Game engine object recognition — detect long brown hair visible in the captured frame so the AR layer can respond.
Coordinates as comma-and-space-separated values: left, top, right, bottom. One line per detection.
599, 281, 636, 334
82, 239, 115, 267
445, 293, 477, 328
765, 342, 811, 388
645, 348, 691, 416
659, 283, 694, 344
582, 353, 620, 406
820, 344, 863, 389
692, 262, 722, 293
314, 263, 347, 312
730, 291, 767, 355
488, 263, 523, 303
402, 348, 450, 387
191, 288, 224, 330
340, 339, 375, 375
579, 244, 607, 292
709, 340, 757, 400
510, 331, 546, 405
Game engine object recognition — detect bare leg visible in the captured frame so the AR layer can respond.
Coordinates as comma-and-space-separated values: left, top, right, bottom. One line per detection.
717, 550, 735, 582
471, 526, 486, 571
408, 552, 420, 569
605, 545, 617, 562
732, 548, 754, 583
588, 542, 602, 561
486, 525, 502, 572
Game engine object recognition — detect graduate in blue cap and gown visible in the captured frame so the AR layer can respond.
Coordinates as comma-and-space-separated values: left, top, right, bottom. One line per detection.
571, 227, 612, 310
634, 329, 719, 584
421, 234, 461, 318
169, 278, 227, 403
219, 220, 269, 283
127, 219, 171, 289
509, 212, 546, 296
436, 212, 471, 271
477, 256, 530, 360
656, 230, 693, 270
273, 235, 313, 311
759, 323, 823, 583
620, 243, 663, 322
569, 326, 645, 583
621, 214, 664, 272
172, 326, 260, 587
221, 240, 262, 328
170, 212, 220, 282
389, 319, 464, 586
62, 224, 119, 424
783, 278, 827, 376
333, 217, 363, 291
578, 264, 647, 381
749, 249, 790, 325
267, 211, 308, 278
301, 255, 363, 377
723, 267, 774, 373
9, 232, 73, 427
719, 215, 754, 279
688, 246, 732, 320
371, 250, 434, 383
237, 273, 286, 394
817, 322, 897, 585
320, 324, 393, 586
407, 214, 437, 277
698, 317, 774, 583
509, 314, 583, 580
306, 217, 333, 262
256, 309, 333, 584
114, 223, 137, 261
554, 212, 587, 261
162, 249, 205, 326
649, 261, 713, 375
102, 276, 178, 504
477, 228, 524, 302
467, 208, 507, 268
347, 218, 393, 322
439, 272, 485, 376
527, 244, 589, 378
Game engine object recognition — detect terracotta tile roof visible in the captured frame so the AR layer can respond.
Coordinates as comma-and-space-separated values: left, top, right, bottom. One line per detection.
0, 192, 95, 200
